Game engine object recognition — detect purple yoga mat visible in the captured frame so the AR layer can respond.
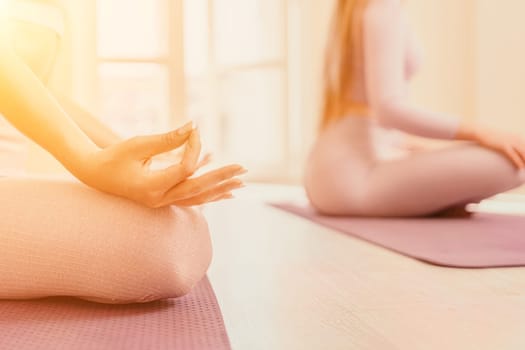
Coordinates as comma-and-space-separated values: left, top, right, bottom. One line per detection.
273, 203, 525, 268
0, 277, 231, 350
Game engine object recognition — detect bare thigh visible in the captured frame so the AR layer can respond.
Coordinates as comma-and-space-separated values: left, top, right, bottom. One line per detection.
359, 144, 524, 217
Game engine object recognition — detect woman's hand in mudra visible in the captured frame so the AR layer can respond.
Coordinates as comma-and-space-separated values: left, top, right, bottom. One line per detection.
74, 122, 246, 208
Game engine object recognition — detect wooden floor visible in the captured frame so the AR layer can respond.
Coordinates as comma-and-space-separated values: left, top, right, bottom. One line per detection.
205, 184, 525, 350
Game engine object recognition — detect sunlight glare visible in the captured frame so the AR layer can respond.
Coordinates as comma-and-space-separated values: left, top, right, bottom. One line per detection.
0, 0, 8, 29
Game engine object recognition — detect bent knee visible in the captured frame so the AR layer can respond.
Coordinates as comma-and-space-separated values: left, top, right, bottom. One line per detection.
150, 207, 212, 299
107, 207, 212, 303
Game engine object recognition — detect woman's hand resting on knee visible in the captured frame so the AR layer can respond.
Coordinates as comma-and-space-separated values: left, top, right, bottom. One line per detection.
71, 122, 246, 208
457, 122, 525, 170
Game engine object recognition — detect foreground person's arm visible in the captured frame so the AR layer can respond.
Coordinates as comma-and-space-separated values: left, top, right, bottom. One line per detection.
0, 28, 245, 206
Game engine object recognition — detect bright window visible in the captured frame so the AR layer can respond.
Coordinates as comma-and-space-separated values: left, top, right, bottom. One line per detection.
95, 0, 175, 138
184, 0, 290, 178
94, 0, 296, 181
96, 0, 167, 59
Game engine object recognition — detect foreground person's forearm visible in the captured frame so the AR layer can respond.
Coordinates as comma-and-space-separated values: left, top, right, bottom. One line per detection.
0, 37, 98, 175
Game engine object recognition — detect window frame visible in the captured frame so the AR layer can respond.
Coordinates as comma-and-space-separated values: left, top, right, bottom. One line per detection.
77, 0, 304, 183
93, 0, 186, 132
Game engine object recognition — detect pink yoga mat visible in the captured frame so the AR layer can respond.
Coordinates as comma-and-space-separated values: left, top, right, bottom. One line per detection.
0, 277, 231, 350
273, 203, 525, 268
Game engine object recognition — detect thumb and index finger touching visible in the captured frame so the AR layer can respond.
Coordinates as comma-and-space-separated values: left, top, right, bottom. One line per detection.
141, 122, 204, 189
126, 121, 245, 193
132, 121, 197, 159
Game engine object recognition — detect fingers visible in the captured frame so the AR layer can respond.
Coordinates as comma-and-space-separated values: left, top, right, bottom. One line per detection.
137, 162, 247, 208
504, 144, 525, 169
514, 141, 525, 169
180, 128, 202, 176
131, 121, 194, 158
169, 178, 243, 207
186, 153, 213, 177
515, 151, 525, 169
162, 164, 247, 202
197, 153, 213, 169
148, 129, 202, 189
213, 192, 235, 201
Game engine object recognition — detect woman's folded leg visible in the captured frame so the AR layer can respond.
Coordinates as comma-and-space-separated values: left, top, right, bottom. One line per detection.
0, 176, 212, 304
359, 144, 525, 217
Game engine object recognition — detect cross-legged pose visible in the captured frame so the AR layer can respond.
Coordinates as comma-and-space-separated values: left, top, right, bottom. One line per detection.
305, 0, 525, 217
0, 0, 245, 303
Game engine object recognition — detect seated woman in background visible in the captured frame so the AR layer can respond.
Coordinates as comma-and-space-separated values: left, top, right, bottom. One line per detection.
0, 0, 245, 303
305, 0, 525, 217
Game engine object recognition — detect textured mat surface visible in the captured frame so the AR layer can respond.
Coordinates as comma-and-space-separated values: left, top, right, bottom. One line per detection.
273, 203, 525, 268
0, 277, 230, 350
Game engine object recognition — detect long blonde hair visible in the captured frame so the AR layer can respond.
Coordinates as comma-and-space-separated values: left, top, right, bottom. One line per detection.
321, 0, 369, 129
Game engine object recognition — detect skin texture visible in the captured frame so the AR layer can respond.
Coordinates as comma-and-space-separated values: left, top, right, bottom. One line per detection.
0, 2, 243, 303
305, 0, 525, 217
0, 12, 245, 207
0, 177, 214, 304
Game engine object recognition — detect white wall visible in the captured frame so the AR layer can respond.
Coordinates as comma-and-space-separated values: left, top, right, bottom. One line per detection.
407, 0, 525, 133
288, 0, 335, 180
476, 0, 525, 132
405, 0, 476, 122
